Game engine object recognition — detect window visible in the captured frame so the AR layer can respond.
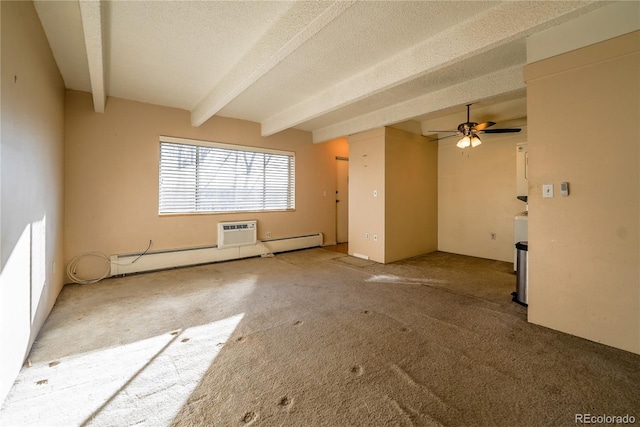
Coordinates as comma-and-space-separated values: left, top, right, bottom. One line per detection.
159, 136, 295, 214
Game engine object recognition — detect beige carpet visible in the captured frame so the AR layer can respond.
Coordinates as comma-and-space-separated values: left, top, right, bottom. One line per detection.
1, 248, 638, 426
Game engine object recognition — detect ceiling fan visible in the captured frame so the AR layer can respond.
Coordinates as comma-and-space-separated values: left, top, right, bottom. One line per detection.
428, 104, 521, 148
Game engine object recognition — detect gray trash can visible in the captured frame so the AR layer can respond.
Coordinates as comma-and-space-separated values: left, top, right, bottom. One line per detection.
512, 241, 528, 306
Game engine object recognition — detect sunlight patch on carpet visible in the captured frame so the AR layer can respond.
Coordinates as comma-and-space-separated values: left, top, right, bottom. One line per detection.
0, 314, 245, 426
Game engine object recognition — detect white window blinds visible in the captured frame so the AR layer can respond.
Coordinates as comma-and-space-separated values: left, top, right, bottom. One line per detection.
159, 137, 295, 214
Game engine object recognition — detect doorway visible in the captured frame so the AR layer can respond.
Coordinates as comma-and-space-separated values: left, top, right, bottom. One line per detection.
336, 157, 349, 244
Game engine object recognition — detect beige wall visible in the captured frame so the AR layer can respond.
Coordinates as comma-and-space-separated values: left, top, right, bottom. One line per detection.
348, 128, 386, 262
0, 1, 66, 403
64, 91, 348, 277
348, 127, 437, 263
385, 127, 437, 263
438, 131, 527, 263
524, 31, 639, 354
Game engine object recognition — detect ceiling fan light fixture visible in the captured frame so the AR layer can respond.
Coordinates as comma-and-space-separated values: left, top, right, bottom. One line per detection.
432, 104, 521, 149
471, 134, 482, 147
457, 136, 471, 148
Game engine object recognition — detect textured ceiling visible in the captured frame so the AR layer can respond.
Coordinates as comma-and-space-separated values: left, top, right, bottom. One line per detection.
34, 0, 606, 143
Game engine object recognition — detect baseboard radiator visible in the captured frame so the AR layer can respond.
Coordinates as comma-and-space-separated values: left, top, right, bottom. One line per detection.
110, 233, 323, 276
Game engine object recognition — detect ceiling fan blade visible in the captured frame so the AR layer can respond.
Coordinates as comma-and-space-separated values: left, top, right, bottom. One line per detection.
473, 121, 496, 131
440, 133, 463, 140
424, 133, 460, 141
427, 130, 457, 133
481, 128, 521, 134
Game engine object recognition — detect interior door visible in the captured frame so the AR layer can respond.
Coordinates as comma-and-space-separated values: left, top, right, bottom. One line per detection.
336, 157, 349, 243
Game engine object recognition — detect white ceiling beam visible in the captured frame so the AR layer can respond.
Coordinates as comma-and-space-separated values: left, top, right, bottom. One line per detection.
190, 1, 356, 127
78, 0, 105, 113
311, 65, 525, 143
261, 1, 602, 137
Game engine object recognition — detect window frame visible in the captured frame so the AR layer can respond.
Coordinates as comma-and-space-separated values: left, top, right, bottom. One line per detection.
158, 136, 296, 215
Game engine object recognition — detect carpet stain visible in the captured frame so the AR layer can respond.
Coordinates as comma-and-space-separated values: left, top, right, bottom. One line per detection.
362, 310, 370, 314
236, 336, 245, 342
294, 320, 303, 326
35, 379, 48, 385
48, 361, 60, 367
181, 338, 190, 343
544, 384, 562, 396
350, 365, 364, 376
278, 395, 292, 410
241, 411, 257, 424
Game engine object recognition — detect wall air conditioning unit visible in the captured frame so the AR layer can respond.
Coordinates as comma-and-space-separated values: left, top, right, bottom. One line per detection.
217, 220, 257, 249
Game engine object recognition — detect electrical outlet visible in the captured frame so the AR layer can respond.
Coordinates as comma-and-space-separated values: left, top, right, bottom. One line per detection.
373, 234, 378, 242
490, 233, 496, 240
265, 232, 272, 238
373, 190, 378, 198
365, 233, 370, 240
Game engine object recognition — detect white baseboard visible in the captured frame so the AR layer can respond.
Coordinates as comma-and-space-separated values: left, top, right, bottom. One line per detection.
110, 233, 323, 276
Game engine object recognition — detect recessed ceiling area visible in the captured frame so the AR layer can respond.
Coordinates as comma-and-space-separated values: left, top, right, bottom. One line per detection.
34, 1, 607, 142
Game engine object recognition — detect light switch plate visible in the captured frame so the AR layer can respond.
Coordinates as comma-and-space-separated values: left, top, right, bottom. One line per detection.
543, 184, 554, 198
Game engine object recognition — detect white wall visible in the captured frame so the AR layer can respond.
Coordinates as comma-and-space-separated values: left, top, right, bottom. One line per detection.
1, 1, 66, 403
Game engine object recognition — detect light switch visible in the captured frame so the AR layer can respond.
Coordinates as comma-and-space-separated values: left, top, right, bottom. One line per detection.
543, 184, 554, 198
